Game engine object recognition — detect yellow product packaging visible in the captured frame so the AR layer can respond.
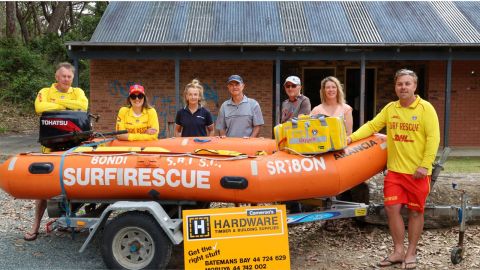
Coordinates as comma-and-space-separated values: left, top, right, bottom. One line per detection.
274, 114, 347, 154
325, 117, 348, 151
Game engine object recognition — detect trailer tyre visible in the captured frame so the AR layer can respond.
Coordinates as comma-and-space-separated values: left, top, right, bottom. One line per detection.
101, 211, 172, 270
450, 246, 463, 265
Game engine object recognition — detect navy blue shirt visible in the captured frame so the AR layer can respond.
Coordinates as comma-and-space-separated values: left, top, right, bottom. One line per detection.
175, 106, 214, 137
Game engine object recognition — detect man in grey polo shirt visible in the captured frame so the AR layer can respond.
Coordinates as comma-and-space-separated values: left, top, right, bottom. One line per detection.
281, 75, 311, 123
216, 75, 264, 137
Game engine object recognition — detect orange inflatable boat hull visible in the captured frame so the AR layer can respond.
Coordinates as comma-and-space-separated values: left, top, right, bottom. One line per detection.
0, 134, 387, 203
107, 136, 277, 155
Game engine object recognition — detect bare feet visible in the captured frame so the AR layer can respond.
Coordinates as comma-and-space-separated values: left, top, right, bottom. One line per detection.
23, 231, 39, 241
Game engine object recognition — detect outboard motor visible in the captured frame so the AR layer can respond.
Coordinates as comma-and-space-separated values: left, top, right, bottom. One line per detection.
39, 111, 92, 150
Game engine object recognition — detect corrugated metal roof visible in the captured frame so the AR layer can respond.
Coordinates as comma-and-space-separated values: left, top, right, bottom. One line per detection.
343, 1, 382, 43
90, 1, 480, 45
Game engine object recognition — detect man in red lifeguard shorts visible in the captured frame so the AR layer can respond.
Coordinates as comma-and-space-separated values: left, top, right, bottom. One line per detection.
348, 69, 440, 269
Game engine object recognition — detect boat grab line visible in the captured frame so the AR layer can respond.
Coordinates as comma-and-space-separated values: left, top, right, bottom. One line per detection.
27, 152, 251, 161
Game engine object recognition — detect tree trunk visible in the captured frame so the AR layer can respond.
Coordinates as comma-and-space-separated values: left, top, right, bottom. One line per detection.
15, 2, 30, 43
46, 1, 68, 34
41, 1, 51, 23
6, 1, 16, 38
69, 1, 74, 28
30, 2, 43, 36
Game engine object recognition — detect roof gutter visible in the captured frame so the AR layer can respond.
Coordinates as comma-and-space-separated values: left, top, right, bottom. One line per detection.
65, 41, 480, 48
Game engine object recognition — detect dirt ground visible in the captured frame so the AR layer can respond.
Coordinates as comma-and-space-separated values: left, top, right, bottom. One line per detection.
288, 217, 480, 270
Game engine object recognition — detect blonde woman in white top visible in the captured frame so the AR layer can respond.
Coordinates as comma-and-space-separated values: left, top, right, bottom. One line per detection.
310, 76, 353, 135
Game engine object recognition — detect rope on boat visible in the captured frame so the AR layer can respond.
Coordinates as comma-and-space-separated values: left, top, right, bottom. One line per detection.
282, 147, 323, 158
30, 151, 252, 161
58, 138, 116, 229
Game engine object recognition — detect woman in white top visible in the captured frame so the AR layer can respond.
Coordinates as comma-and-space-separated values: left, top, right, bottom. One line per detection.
310, 76, 353, 135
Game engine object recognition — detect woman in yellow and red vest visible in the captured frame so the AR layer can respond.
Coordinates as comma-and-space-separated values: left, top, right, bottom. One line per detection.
116, 84, 159, 141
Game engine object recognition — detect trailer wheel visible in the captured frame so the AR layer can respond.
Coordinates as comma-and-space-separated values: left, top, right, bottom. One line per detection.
450, 246, 463, 265
101, 211, 172, 270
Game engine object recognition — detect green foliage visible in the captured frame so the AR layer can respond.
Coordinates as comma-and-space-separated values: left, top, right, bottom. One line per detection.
61, 2, 108, 96
0, 39, 53, 105
66, 13, 101, 40
64, 2, 107, 42
0, 2, 108, 106
29, 34, 68, 64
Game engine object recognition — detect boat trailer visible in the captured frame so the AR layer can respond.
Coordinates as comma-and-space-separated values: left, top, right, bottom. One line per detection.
44, 147, 480, 269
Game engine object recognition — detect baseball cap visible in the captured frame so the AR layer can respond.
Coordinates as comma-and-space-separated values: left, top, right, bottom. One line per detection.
129, 84, 145, 95
284, 76, 301, 86
227, 75, 244, 84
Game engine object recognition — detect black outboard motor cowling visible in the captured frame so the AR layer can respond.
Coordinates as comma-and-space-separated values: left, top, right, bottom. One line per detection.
39, 111, 92, 150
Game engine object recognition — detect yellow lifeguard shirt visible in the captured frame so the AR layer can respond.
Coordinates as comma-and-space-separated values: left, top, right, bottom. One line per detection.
34, 83, 88, 114
350, 96, 440, 175
116, 106, 159, 141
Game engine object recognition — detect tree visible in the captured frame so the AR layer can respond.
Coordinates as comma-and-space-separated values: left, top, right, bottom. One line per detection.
15, 2, 31, 43
5, 2, 107, 42
46, 1, 68, 34
30, 2, 44, 37
6, 2, 16, 38
1, 1, 108, 105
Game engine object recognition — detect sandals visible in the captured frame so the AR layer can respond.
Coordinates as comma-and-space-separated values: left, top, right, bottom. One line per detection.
402, 260, 417, 269
23, 231, 39, 241
378, 257, 403, 267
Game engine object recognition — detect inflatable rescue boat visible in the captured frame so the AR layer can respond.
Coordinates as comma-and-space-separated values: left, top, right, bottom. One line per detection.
0, 134, 386, 203
0, 111, 387, 203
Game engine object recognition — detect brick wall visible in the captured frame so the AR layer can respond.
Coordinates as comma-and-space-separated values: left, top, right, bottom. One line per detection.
90, 60, 274, 138
428, 61, 480, 146
180, 60, 273, 138
90, 59, 479, 146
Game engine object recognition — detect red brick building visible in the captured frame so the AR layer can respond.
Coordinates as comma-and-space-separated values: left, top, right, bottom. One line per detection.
68, 2, 480, 147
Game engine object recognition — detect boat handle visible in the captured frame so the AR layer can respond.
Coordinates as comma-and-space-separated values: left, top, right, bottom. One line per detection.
220, 177, 248, 189
29, 162, 54, 174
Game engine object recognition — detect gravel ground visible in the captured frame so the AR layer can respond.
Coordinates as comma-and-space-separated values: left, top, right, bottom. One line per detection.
0, 132, 479, 269
0, 191, 105, 269
1, 187, 480, 270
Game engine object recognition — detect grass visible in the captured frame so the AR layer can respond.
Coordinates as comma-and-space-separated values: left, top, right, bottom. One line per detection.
443, 157, 480, 173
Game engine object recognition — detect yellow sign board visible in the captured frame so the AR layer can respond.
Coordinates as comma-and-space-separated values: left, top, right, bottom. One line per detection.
183, 205, 290, 270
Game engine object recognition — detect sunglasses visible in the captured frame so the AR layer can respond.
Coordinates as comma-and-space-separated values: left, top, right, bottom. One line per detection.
129, 94, 145, 100
285, 84, 298, 88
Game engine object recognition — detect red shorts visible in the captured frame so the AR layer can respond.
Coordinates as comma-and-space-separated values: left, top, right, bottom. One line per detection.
383, 170, 430, 213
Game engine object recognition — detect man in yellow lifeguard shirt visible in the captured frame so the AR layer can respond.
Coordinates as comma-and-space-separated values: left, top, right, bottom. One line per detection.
24, 62, 88, 241
34, 63, 88, 114
116, 84, 159, 141
348, 69, 439, 269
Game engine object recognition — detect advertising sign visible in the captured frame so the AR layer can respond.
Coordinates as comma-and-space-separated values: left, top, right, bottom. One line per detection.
183, 205, 290, 270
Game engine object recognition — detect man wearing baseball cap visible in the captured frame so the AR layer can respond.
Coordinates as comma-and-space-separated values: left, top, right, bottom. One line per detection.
216, 75, 264, 137
281, 76, 311, 123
